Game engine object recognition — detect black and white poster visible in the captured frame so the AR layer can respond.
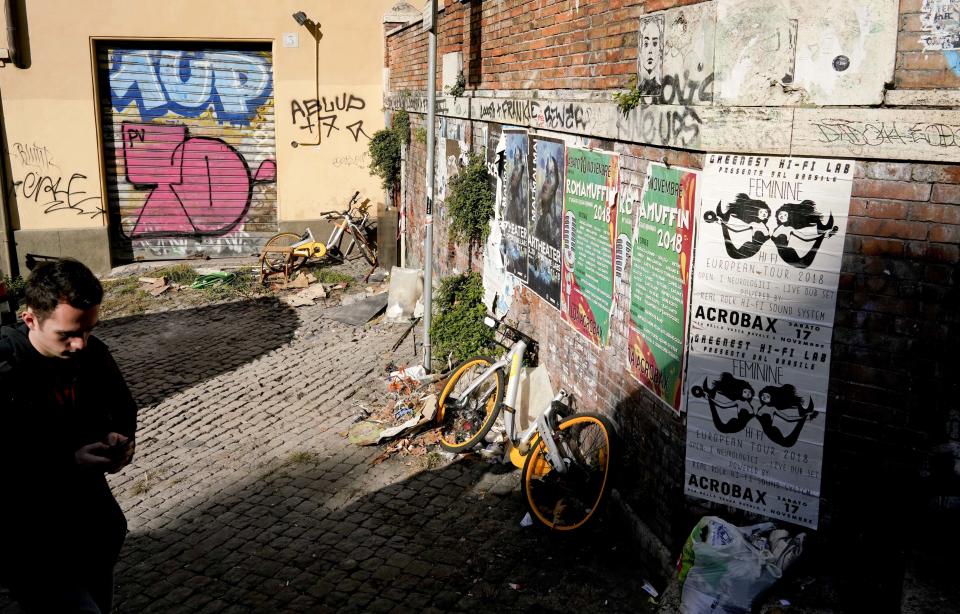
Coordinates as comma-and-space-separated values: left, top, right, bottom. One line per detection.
502, 128, 529, 282
527, 136, 564, 309
684, 154, 854, 529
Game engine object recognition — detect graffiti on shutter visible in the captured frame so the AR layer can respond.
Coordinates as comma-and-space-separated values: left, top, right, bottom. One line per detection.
100, 45, 277, 260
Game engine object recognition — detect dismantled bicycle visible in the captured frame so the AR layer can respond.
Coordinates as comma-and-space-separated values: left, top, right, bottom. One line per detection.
436, 313, 615, 531
260, 190, 377, 283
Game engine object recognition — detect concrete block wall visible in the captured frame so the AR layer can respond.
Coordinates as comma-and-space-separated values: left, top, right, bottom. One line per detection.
387, 0, 960, 598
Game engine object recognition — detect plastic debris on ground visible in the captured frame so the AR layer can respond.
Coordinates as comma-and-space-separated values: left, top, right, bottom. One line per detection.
520, 512, 533, 528
347, 364, 445, 455
677, 516, 805, 614
190, 271, 237, 289
385, 266, 423, 322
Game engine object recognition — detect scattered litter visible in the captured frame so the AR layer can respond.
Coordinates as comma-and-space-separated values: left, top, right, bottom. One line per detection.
284, 273, 310, 289
508, 583, 521, 590
148, 284, 171, 297
520, 512, 533, 528
281, 283, 328, 307
138, 276, 167, 285
390, 364, 427, 381
678, 516, 805, 614
641, 581, 659, 598
779, 599, 792, 606
347, 420, 383, 446
375, 394, 436, 443
190, 272, 237, 289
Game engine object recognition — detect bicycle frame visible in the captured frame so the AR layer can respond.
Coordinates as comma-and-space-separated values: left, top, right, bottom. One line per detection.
324, 207, 370, 258
285, 205, 370, 260
449, 333, 569, 473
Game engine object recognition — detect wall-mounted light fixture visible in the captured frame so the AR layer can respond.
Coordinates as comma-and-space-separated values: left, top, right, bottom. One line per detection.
291, 10, 319, 36
290, 10, 323, 148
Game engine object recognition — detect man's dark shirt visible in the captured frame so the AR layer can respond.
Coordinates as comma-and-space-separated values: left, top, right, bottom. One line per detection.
0, 323, 137, 583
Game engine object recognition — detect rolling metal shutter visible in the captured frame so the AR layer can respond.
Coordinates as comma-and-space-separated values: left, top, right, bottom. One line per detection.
98, 43, 277, 261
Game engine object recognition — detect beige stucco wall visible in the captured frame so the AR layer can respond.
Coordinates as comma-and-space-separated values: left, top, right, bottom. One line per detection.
0, 0, 395, 234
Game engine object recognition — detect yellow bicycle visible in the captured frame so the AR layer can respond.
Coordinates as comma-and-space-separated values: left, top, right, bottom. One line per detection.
436, 314, 615, 531
260, 191, 377, 282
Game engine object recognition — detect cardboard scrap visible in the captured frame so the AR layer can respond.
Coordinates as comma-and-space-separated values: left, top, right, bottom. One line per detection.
281, 283, 328, 307
285, 274, 310, 289
376, 394, 437, 443
138, 276, 168, 286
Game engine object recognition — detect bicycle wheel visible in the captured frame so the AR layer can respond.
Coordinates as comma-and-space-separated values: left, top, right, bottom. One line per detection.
350, 228, 378, 266
521, 413, 614, 532
262, 233, 308, 272
437, 357, 504, 453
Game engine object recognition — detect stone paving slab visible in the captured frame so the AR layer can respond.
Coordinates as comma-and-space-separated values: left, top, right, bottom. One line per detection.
0, 294, 655, 613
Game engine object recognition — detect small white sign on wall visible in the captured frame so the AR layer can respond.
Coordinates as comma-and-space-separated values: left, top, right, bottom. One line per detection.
422, 1, 434, 32
282, 33, 299, 48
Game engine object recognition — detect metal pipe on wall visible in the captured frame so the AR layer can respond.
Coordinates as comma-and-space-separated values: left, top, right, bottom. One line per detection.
422, 0, 437, 371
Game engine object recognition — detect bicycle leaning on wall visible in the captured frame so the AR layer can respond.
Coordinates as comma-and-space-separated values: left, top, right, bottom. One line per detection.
436, 313, 616, 531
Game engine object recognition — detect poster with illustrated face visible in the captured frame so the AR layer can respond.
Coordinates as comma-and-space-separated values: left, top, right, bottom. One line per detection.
561, 147, 619, 346
527, 136, 565, 309
684, 154, 854, 529
626, 163, 698, 414
502, 129, 529, 282
638, 14, 664, 102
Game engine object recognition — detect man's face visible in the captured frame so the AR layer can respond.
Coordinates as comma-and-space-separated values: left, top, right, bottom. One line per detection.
641, 24, 661, 74
23, 302, 100, 359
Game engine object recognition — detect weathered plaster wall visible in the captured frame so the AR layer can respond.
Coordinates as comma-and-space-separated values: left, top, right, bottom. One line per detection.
0, 0, 395, 253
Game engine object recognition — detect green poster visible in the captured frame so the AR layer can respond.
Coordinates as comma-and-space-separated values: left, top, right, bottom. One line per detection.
561, 147, 619, 346
627, 163, 697, 413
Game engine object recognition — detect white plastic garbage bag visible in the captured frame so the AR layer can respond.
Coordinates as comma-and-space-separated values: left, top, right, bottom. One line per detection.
386, 266, 423, 322
677, 516, 804, 614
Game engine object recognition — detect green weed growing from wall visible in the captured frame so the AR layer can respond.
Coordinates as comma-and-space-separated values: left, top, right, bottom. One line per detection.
429, 271, 495, 369
392, 109, 410, 144
445, 152, 495, 249
448, 71, 466, 97
613, 75, 642, 115
368, 128, 401, 191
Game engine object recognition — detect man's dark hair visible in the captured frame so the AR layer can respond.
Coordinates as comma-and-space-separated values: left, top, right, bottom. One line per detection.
24, 258, 103, 319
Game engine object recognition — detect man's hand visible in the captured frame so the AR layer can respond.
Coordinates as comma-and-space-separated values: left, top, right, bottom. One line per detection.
75, 432, 135, 474
74, 442, 113, 468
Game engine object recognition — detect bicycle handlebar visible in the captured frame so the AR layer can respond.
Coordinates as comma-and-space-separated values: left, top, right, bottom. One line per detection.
486, 301, 539, 365
319, 191, 363, 220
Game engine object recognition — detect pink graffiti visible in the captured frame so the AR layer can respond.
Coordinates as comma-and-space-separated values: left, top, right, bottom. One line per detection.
121, 122, 276, 237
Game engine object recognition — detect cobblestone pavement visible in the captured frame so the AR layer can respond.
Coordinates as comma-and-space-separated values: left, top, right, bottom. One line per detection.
1, 291, 654, 613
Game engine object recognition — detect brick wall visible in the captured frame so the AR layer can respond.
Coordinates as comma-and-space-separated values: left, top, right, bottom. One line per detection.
387, 0, 960, 600
896, 0, 960, 89
394, 0, 957, 93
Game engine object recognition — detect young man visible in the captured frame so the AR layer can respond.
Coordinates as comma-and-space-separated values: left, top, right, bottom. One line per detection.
0, 259, 137, 613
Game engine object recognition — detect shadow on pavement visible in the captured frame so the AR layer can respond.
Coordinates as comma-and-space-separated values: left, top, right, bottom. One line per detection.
109, 456, 654, 613
96, 297, 299, 409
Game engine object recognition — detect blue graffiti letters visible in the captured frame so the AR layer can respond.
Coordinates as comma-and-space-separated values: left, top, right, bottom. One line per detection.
109, 50, 273, 125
